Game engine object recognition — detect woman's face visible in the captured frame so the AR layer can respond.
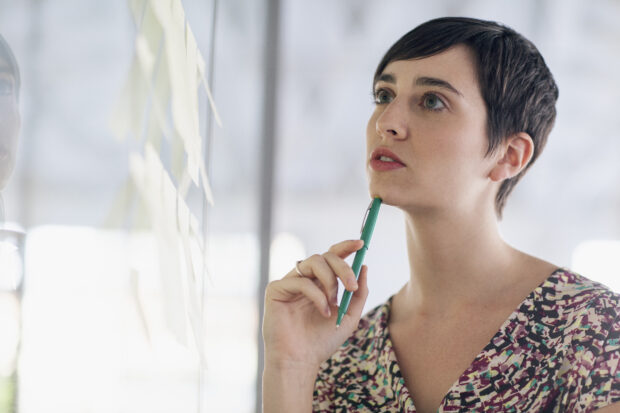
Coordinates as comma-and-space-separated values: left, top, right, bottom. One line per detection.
0, 55, 20, 189
366, 44, 498, 215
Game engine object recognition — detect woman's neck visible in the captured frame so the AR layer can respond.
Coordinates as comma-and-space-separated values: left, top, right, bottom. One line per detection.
399, 205, 525, 316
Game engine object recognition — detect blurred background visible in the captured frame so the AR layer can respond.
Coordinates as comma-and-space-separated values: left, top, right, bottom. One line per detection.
0, 0, 619, 412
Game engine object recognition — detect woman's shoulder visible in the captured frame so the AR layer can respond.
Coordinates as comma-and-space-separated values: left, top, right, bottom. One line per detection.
544, 268, 620, 409
542, 267, 620, 314
527, 267, 620, 333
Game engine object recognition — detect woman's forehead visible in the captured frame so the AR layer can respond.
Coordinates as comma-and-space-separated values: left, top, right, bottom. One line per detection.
380, 45, 480, 97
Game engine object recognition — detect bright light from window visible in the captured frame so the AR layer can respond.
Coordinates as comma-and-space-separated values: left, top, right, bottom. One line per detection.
269, 232, 306, 282
571, 240, 620, 293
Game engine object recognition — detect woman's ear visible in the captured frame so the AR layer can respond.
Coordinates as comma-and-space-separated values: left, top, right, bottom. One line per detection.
488, 132, 534, 182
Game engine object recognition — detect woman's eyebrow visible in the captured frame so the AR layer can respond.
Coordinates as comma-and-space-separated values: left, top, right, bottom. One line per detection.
375, 73, 463, 97
374, 73, 395, 87
415, 76, 463, 97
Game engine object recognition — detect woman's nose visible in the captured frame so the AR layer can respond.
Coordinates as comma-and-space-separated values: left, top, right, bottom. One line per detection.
375, 99, 408, 140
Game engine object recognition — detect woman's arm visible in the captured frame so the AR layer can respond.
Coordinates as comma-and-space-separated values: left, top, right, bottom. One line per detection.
262, 360, 318, 413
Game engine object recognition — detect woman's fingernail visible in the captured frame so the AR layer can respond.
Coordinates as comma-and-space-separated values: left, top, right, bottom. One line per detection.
325, 305, 332, 317
350, 279, 358, 291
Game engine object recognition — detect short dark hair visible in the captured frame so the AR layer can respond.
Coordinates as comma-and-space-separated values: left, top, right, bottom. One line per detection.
374, 17, 559, 218
0, 33, 21, 96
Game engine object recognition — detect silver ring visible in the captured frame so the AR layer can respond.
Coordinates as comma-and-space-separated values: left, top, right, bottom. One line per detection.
295, 260, 306, 277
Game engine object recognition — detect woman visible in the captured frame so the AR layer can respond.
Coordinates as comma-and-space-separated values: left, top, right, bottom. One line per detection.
0, 33, 21, 220
263, 17, 620, 412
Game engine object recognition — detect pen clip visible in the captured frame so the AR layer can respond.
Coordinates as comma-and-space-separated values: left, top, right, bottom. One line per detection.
360, 199, 373, 235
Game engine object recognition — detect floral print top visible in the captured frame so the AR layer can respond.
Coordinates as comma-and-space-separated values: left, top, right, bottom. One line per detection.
313, 268, 620, 412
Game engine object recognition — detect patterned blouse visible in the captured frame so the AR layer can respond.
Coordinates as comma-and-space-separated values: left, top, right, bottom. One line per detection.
313, 268, 620, 412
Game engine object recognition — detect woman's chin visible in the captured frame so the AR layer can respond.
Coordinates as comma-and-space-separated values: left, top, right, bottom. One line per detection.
368, 189, 395, 206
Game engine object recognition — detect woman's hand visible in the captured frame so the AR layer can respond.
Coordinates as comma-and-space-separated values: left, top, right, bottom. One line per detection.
262, 239, 370, 412
262, 239, 370, 371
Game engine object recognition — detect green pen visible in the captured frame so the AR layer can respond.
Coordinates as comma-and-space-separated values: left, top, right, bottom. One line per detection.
336, 197, 382, 327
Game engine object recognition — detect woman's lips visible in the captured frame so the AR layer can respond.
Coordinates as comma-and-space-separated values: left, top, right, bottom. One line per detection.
370, 158, 406, 171
369, 147, 406, 171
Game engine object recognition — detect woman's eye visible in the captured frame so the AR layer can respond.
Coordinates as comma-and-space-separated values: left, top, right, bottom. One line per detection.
373, 89, 393, 105
421, 93, 445, 111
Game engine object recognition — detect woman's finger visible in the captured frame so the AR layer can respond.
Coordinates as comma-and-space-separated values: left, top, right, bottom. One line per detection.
339, 264, 369, 327
327, 239, 365, 259
284, 255, 336, 304
287, 239, 363, 281
267, 277, 332, 318
281, 239, 364, 304
323, 251, 358, 292
284, 254, 319, 279
305, 254, 340, 305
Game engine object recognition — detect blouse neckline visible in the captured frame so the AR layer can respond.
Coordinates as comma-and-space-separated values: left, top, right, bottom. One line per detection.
381, 266, 567, 411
